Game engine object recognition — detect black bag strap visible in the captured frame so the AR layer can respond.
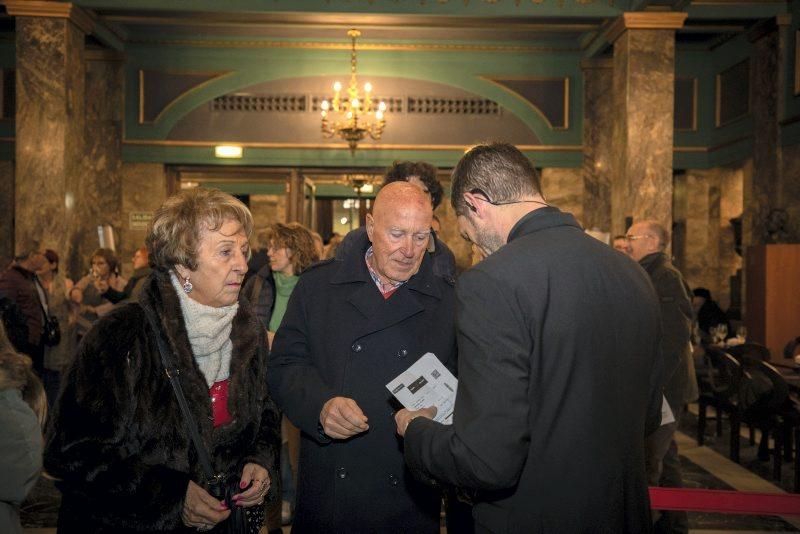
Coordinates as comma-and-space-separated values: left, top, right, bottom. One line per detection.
33, 277, 50, 318
140, 303, 220, 486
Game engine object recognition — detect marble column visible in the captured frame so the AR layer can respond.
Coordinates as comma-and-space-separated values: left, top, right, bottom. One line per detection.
12, 5, 93, 280
78, 49, 125, 280
679, 170, 722, 291
608, 13, 686, 237
744, 16, 795, 246
581, 58, 613, 234
120, 163, 168, 278
541, 168, 584, 224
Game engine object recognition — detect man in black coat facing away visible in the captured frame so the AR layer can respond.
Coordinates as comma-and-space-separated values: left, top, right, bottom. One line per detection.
396, 143, 664, 533
268, 182, 457, 533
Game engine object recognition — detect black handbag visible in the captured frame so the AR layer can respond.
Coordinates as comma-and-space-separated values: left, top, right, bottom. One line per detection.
35, 286, 61, 346
41, 315, 61, 346
141, 304, 264, 534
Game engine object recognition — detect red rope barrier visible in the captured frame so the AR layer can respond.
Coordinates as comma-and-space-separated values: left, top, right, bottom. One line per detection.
649, 487, 800, 516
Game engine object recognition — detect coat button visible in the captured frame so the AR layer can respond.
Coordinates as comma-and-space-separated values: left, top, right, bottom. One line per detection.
388, 474, 398, 486
397, 348, 408, 358
351, 343, 362, 353
337, 467, 347, 479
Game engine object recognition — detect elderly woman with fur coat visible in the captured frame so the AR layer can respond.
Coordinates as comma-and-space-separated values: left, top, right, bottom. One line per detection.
45, 188, 280, 533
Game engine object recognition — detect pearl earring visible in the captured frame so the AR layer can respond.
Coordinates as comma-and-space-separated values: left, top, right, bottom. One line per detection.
182, 275, 193, 294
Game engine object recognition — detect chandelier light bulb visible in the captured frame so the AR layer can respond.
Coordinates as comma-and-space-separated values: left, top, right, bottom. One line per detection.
346, 111, 353, 119
321, 100, 330, 111
333, 81, 342, 92
351, 98, 360, 109
376, 111, 384, 120
378, 101, 387, 112
364, 82, 372, 93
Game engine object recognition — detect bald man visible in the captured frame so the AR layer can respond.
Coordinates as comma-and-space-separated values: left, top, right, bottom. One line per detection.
268, 182, 458, 533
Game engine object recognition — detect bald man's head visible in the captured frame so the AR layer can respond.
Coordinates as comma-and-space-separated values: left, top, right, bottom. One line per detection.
366, 182, 433, 284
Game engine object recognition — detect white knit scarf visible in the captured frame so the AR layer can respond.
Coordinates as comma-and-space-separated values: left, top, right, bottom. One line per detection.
170, 272, 239, 387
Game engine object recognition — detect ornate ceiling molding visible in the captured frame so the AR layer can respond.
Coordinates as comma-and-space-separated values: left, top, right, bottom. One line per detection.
125, 38, 580, 53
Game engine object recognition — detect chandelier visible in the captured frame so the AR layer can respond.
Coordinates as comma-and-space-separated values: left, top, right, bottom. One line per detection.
320, 29, 387, 153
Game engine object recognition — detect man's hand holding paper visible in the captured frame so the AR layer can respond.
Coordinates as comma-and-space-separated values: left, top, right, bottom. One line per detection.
386, 352, 457, 436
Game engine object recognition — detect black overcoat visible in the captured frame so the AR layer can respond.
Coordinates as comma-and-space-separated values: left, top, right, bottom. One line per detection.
44, 270, 281, 533
268, 231, 457, 533
404, 207, 663, 533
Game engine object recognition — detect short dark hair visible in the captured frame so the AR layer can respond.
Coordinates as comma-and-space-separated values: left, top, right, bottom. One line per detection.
44, 249, 59, 273
383, 161, 443, 210
693, 287, 711, 300
450, 143, 542, 216
91, 248, 121, 276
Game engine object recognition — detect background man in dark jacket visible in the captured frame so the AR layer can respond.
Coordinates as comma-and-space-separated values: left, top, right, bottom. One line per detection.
626, 220, 695, 533
0, 240, 48, 373
268, 182, 457, 533
396, 143, 663, 533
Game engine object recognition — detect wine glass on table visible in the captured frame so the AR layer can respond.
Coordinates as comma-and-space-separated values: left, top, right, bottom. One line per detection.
716, 324, 728, 345
736, 325, 747, 343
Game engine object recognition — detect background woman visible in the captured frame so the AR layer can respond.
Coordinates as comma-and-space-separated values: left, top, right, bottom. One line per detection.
0, 323, 47, 534
37, 249, 73, 404
243, 222, 318, 528
46, 188, 280, 533
69, 248, 127, 340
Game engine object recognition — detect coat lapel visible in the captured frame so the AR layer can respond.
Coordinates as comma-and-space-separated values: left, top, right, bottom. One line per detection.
335, 230, 440, 340
138, 270, 263, 445
347, 282, 425, 340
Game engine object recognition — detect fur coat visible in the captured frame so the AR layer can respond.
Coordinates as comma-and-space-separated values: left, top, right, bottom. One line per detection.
44, 269, 280, 533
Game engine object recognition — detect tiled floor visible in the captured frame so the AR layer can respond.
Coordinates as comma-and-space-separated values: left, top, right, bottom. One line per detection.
22, 406, 800, 533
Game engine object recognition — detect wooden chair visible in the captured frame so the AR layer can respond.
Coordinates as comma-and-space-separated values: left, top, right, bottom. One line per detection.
697, 346, 743, 461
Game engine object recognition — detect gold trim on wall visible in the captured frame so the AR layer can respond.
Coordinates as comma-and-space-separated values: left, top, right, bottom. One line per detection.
675, 77, 698, 132
138, 69, 233, 125
123, 139, 584, 152
674, 135, 751, 154
605, 12, 687, 44
480, 76, 570, 130
125, 39, 579, 54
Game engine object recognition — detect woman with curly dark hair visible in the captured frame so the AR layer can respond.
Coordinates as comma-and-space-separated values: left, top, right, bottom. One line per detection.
243, 222, 319, 343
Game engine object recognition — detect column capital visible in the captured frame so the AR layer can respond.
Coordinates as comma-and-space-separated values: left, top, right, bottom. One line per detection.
2, 1, 94, 35
605, 12, 688, 44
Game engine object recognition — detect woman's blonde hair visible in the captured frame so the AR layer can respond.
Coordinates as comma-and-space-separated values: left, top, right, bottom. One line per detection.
146, 188, 254, 271
266, 223, 320, 275
0, 323, 47, 427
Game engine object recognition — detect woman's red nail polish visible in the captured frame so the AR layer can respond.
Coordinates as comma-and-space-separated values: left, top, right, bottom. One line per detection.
240, 481, 247, 489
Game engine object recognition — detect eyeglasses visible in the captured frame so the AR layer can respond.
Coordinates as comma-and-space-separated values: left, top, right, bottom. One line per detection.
624, 234, 652, 241
465, 188, 549, 212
